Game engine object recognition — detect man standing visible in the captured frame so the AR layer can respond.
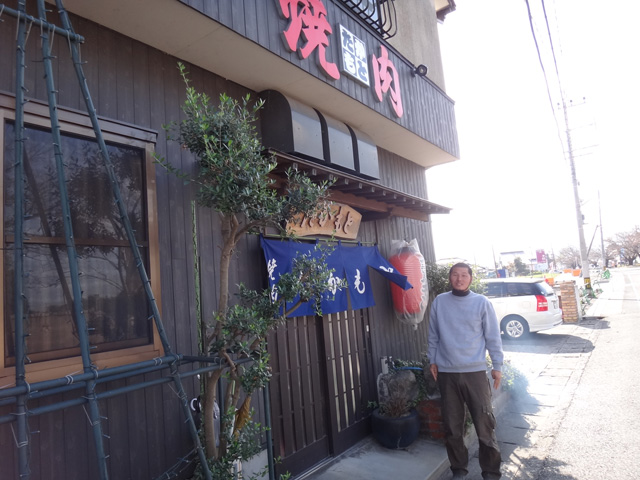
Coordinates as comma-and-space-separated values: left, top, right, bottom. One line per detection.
427, 263, 503, 480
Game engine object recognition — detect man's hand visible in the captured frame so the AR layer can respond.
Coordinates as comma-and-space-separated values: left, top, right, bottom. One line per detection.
429, 364, 438, 382
491, 370, 502, 390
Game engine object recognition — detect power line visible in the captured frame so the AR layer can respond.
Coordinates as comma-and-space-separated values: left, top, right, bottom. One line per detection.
524, 0, 594, 289
524, 0, 566, 158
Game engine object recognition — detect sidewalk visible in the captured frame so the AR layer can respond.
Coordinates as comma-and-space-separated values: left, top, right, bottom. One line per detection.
302, 281, 608, 480
301, 382, 510, 480
496, 286, 608, 479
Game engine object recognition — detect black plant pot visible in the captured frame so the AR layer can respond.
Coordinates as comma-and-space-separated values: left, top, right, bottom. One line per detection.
371, 408, 420, 449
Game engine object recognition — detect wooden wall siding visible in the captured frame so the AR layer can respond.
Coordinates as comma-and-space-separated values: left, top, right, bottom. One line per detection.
377, 148, 430, 199
0, 3, 443, 478
178, 0, 459, 158
0, 5, 258, 479
357, 210, 433, 374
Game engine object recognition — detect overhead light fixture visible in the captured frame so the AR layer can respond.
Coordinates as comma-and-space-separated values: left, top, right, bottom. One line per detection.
412, 64, 428, 77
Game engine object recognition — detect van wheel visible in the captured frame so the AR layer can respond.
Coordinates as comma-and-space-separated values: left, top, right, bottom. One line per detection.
501, 316, 530, 339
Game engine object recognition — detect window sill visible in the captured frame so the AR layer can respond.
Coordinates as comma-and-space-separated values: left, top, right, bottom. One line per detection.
0, 344, 164, 386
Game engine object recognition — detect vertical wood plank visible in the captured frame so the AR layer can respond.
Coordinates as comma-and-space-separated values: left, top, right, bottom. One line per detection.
162, 51, 193, 459
76, 17, 100, 118
23, 17, 40, 103
105, 384, 131, 479
131, 41, 151, 129
114, 34, 134, 123
62, 400, 89, 480
338, 311, 355, 426
266, 328, 284, 456
126, 376, 150, 480
243, 0, 259, 43
0, 10, 16, 93
36, 396, 66, 479
298, 316, 315, 446
307, 315, 327, 441
231, 0, 246, 36
147, 47, 175, 471
95, 23, 117, 119
55, 13, 81, 112
0, 404, 17, 479
218, 0, 233, 28
287, 317, 304, 450
275, 324, 294, 456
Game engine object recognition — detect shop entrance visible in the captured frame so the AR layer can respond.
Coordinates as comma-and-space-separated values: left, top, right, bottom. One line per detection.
268, 308, 376, 477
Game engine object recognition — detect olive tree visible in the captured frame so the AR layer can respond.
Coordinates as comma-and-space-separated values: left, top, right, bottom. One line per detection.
157, 64, 337, 477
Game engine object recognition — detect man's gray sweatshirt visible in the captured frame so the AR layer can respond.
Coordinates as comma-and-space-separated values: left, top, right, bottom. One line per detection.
427, 291, 503, 373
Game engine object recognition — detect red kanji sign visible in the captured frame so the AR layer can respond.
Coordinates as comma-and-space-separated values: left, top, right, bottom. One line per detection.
372, 45, 403, 118
278, 0, 340, 80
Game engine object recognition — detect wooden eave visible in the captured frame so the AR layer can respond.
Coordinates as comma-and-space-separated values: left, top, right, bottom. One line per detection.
269, 150, 451, 223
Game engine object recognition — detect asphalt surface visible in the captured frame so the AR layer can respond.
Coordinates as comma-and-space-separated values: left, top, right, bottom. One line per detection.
305, 268, 640, 480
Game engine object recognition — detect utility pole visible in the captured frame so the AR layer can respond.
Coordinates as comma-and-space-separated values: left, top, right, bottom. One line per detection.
599, 191, 606, 268
562, 98, 592, 291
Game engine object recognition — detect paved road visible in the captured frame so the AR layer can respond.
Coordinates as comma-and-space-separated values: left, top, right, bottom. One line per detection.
532, 268, 640, 480
437, 267, 640, 479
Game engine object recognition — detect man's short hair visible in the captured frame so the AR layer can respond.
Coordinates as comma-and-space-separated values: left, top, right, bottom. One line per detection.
449, 262, 473, 277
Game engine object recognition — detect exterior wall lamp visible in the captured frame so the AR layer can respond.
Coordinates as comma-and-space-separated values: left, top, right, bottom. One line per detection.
412, 64, 428, 77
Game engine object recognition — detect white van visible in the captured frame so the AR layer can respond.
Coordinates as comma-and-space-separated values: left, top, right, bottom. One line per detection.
482, 278, 563, 339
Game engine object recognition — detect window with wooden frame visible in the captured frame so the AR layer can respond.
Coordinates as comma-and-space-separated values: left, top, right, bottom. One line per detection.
0, 94, 162, 384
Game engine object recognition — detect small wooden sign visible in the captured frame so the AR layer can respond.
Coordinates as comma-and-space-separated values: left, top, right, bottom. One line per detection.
287, 204, 362, 240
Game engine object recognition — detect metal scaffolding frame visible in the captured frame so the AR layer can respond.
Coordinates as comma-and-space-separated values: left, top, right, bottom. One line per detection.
0, 1, 214, 478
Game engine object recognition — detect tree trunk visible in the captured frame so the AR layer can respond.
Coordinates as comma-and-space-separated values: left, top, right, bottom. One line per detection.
203, 213, 238, 459
203, 369, 223, 459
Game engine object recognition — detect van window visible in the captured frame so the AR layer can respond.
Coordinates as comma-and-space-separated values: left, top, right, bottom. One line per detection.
485, 283, 503, 297
534, 281, 555, 296
504, 282, 538, 296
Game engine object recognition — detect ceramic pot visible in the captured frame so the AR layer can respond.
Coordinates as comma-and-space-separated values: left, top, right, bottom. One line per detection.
371, 408, 420, 449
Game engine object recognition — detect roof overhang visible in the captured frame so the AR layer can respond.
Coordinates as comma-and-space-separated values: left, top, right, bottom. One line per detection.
435, 0, 457, 21
52, 0, 458, 169
270, 151, 451, 223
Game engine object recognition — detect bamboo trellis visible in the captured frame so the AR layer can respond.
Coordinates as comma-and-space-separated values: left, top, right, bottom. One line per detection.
0, 1, 216, 478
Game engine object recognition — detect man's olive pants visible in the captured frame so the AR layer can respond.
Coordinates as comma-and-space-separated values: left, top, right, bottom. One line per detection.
437, 371, 502, 479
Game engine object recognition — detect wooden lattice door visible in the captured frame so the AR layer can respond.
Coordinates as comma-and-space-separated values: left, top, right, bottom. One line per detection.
269, 308, 376, 478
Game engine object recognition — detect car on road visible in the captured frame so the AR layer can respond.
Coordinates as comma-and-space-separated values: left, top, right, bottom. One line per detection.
482, 278, 563, 339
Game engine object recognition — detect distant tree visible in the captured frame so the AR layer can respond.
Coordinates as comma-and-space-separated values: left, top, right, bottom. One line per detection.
558, 246, 581, 269
508, 257, 530, 276
588, 247, 603, 266
607, 226, 640, 265
604, 242, 618, 267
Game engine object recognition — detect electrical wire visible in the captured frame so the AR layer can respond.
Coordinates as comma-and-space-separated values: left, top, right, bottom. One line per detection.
523, 0, 568, 160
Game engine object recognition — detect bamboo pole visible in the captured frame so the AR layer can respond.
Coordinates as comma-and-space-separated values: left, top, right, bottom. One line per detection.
53, 1, 211, 477
0, 3, 84, 42
13, 2, 30, 477
0, 359, 242, 424
35, 2, 109, 477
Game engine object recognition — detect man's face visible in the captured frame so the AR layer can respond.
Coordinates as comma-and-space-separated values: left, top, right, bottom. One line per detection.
450, 266, 472, 291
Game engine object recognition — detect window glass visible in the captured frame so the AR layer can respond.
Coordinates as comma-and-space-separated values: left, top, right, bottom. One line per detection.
533, 281, 555, 296
3, 123, 151, 365
485, 283, 503, 297
504, 282, 553, 297
505, 282, 532, 296
4, 125, 146, 241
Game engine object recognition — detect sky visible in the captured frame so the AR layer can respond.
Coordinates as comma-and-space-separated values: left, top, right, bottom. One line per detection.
426, 0, 640, 268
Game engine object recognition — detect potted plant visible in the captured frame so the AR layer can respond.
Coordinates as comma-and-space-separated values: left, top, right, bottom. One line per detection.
371, 367, 421, 449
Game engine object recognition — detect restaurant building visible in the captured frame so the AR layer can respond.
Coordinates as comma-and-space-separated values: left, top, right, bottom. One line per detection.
0, 0, 459, 478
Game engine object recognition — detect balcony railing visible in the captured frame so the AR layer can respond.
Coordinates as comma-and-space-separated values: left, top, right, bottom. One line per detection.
340, 0, 397, 39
